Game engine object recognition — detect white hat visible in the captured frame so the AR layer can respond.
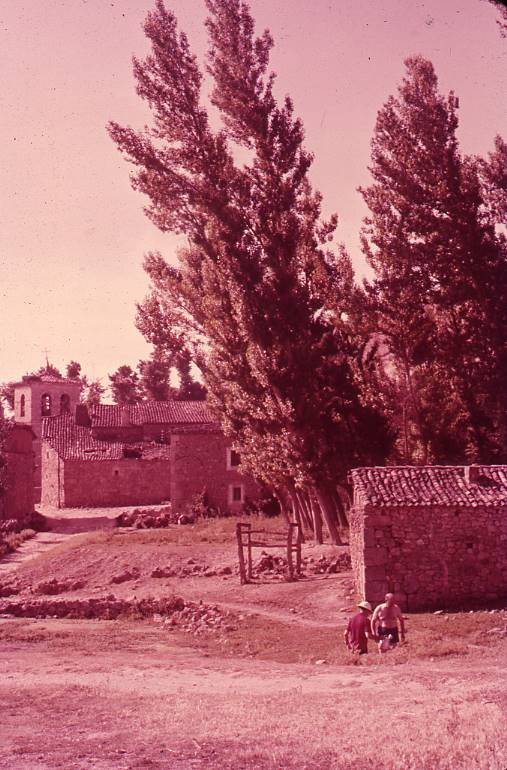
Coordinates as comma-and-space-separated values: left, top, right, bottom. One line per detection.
357, 601, 372, 612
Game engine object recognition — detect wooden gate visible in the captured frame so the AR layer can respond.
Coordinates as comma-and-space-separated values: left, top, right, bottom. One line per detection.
236, 522, 302, 584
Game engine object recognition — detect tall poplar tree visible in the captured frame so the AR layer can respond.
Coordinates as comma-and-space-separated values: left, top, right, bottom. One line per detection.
361, 56, 507, 463
109, 0, 390, 541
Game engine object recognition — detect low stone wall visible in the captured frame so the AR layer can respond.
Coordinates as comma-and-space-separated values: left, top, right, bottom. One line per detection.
350, 504, 507, 611
0, 595, 185, 620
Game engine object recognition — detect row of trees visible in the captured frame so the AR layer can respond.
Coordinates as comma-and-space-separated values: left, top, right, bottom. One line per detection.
109, 0, 507, 542
0, 351, 207, 411
108, 350, 206, 404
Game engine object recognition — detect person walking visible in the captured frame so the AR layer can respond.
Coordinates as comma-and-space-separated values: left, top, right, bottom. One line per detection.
371, 593, 405, 647
344, 601, 373, 656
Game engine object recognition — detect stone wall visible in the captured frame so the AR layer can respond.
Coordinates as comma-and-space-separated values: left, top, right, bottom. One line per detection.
170, 431, 259, 513
0, 426, 34, 521
349, 504, 507, 610
41, 444, 62, 508
42, 452, 172, 508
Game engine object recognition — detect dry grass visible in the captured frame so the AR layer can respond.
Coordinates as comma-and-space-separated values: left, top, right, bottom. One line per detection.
169, 609, 507, 666
30, 514, 282, 556
1, 628, 506, 770
1, 608, 506, 667
0, 528, 36, 558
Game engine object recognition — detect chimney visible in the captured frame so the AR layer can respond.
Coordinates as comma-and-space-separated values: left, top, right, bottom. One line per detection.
464, 465, 480, 485
75, 404, 91, 427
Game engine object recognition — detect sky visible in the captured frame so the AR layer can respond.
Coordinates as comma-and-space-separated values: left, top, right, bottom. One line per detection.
0, 0, 506, 389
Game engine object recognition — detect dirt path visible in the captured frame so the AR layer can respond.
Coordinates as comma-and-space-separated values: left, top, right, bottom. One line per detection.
0, 532, 74, 576
0, 508, 119, 578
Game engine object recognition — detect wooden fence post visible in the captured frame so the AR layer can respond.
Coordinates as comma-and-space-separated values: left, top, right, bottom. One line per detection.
246, 523, 253, 580
295, 523, 302, 575
287, 524, 294, 581
236, 523, 247, 584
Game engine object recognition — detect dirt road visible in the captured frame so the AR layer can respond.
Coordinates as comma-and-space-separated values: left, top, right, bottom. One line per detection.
1, 618, 506, 770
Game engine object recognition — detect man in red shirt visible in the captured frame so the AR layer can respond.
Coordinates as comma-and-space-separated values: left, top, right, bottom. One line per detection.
344, 601, 373, 655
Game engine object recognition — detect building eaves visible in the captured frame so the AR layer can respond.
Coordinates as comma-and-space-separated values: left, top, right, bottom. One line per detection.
350, 465, 507, 508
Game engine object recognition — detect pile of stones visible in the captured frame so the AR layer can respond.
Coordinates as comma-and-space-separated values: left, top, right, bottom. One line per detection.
161, 602, 240, 636
110, 568, 140, 584
115, 505, 201, 529
0, 581, 21, 598
32, 578, 87, 595
115, 506, 175, 529
305, 553, 352, 574
252, 551, 351, 578
0, 594, 239, 635
151, 559, 232, 579
0, 594, 185, 620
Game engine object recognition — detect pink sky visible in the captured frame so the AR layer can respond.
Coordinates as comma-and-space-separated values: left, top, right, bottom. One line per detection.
0, 0, 505, 389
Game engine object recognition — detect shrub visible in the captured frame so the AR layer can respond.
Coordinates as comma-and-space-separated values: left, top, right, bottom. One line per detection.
179, 490, 221, 521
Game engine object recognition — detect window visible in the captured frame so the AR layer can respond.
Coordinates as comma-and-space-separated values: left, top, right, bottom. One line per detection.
20, 394, 25, 417
41, 393, 52, 416
60, 393, 70, 414
228, 484, 244, 504
226, 447, 241, 470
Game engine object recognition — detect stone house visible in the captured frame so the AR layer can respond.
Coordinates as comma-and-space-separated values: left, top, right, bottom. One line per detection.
0, 424, 35, 522
349, 465, 507, 611
41, 401, 259, 511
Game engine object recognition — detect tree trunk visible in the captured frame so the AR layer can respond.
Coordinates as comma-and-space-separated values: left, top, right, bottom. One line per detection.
274, 489, 291, 525
287, 486, 306, 543
333, 486, 350, 529
308, 492, 323, 544
296, 489, 314, 533
315, 487, 342, 545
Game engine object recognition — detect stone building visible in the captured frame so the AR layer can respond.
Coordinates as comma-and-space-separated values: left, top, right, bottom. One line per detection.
41, 401, 258, 511
349, 465, 507, 611
13, 374, 82, 501
0, 424, 35, 522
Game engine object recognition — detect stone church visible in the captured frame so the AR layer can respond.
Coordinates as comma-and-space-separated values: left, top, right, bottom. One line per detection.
13, 374, 258, 512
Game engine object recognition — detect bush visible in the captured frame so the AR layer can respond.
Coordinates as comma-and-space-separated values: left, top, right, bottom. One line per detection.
243, 488, 280, 518
0, 527, 36, 560
179, 490, 221, 522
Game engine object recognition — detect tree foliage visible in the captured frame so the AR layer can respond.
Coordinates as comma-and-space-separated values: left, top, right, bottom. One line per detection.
108, 365, 143, 405
0, 383, 16, 412
82, 379, 106, 409
360, 56, 507, 464
109, 0, 391, 541
66, 361, 83, 381
138, 350, 171, 401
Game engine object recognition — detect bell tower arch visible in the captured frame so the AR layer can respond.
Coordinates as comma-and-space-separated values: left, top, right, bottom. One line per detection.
13, 374, 82, 502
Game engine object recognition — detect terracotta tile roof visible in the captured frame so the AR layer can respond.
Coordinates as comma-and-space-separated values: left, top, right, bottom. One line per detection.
43, 415, 123, 460
89, 400, 217, 428
42, 416, 171, 461
350, 466, 507, 508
